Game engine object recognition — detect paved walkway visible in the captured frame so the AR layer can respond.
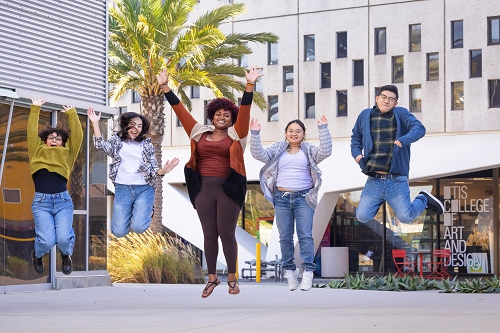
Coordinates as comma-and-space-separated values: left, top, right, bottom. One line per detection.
1, 278, 500, 332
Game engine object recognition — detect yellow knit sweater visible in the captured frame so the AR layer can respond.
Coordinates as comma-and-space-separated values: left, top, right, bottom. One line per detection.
28, 105, 83, 181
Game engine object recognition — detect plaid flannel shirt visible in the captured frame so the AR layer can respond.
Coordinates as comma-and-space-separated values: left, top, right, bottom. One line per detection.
93, 134, 162, 189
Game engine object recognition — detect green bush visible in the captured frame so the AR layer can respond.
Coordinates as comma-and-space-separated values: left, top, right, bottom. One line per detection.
108, 230, 204, 284
320, 273, 500, 293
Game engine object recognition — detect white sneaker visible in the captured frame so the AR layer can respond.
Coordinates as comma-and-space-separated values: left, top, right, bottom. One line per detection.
284, 268, 299, 291
300, 271, 314, 291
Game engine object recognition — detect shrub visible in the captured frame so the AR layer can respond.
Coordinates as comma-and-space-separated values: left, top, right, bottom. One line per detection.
108, 230, 204, 284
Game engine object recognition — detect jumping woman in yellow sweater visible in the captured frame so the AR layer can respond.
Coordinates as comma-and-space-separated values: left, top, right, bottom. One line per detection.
28, 97, 83, 275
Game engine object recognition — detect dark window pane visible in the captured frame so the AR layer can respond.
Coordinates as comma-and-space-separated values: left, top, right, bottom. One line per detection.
488, 17, 500, 45
337, 32, 347, 58
452, 20, 463, 48
305, 93, 315, 118
268, 95, 278, 122
337, 90, 348, 117
489, 80, 500, 108
204, 100, 212, 124
375, 28, 386, 54
452, 82, 464, 110
321, 63, 331, 88
410, 84, 422, 113
239, 54, 248, 68
268, 43, 278, 65
132, 90, 141, 103
283, 66, 294, 92
304, 35, 315, 61
409, 24, 421, 52
427, 53, 439, 81
470, 50, 482, 78
191, 86, 200, 99
392, 56, 404, 83
353, 60, 364, 86
118, 106, 127, 115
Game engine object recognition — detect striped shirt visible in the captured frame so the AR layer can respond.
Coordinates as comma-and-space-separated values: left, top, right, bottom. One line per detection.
363, 106, 397, 174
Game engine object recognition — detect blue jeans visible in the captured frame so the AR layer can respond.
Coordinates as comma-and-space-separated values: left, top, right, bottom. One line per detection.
31, 191, 75, 258
356, 175, 427, 224
274, 189, 316, 272
112, 184, 154, 237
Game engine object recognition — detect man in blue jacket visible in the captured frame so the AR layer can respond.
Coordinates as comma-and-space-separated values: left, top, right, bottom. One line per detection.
351, 85, 443, 224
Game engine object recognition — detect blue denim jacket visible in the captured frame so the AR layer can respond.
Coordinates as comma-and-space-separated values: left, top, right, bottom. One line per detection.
350, 106, 426, 177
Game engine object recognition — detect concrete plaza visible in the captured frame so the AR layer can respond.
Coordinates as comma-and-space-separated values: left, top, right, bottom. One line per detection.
1, 278, 499, 333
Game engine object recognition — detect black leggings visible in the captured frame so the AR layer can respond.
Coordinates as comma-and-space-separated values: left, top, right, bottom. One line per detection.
195, 177, 240, 274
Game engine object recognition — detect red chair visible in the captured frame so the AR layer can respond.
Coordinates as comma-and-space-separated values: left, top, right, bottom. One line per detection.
425, 249, 451, 279
392, 249, 417, 277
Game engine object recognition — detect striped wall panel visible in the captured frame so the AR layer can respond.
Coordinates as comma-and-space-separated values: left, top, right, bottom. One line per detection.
0, 0, 108, 105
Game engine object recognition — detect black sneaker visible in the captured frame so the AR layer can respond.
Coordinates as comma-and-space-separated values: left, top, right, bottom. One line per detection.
61, 254, 73, 275
32, 250, 44, 275
419, 190, 444, 214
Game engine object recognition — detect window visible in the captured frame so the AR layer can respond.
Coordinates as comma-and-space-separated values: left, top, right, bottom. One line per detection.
375, 28, 386, 54
337, 90, 348, 117
375, 87, 382, 102
132, 90, 141, 103
337, 32, 347, 58
204, 100, 213, 124
452, 20, 463, 48
321, 62, 331, 88
176, 117, 182, 127
283, 66, 294, 92
353, 60, 364, 86
392, 56, 404, 83
488, 16, 500, 45
452, 82, 464, 110
191, 86, 200, 99
268, 95, 278, 122
409, 24, 421, 52
268, 43, 278, 65
489, 80, 500, 108
410, 84, 422, 113
305, 93, 315, 118
304, 35, 315, 61
118, 106, 127, 115
255, 77, 263, 93
470, 50, 482, 78
238, 53, 248, 68
427, 53, 439, 81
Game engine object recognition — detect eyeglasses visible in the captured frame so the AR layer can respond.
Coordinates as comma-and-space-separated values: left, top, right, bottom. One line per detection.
378, 94, 398, 103
47, 136, 62, 142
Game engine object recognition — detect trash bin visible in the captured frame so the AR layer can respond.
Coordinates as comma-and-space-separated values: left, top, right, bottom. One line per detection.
321, 247, 349, 278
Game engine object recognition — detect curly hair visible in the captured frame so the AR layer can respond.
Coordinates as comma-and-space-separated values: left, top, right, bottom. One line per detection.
116, 112, 150, 142
39, 126, 70, 146
206, 98, 239, 125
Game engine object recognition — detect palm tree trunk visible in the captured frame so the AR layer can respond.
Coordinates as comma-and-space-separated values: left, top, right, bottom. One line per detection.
141, 94, 166, 233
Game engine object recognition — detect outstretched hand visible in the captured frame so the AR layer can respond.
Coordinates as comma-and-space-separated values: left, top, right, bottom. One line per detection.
244, 66, 264, 84
31, 97, 46, 106
160, 157, 180, 175
317, 115, 328, 125
250, 118, 261, 131
87, 107, 101, 123
60, 105, 74, 113
156, 69, 169, 86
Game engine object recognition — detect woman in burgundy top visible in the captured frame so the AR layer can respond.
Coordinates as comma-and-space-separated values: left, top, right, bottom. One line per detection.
157, 67, 263, 298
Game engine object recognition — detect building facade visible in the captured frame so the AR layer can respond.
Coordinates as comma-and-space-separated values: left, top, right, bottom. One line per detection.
0, 0, 116, 292
116, 0, 500, 278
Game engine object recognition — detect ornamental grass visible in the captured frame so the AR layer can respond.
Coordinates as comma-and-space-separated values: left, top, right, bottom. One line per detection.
108, 230, 204, 284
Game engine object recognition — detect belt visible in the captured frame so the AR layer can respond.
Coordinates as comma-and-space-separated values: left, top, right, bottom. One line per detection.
370, 173, 398, 179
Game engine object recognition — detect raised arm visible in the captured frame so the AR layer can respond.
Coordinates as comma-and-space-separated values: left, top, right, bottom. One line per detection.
310, 115, 332, 164
61, 105, 83, 166
27, 97, 45, 158
233, 67, 264, 138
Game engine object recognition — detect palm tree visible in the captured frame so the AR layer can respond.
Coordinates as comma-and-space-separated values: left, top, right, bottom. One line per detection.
108, 0, 278, 233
